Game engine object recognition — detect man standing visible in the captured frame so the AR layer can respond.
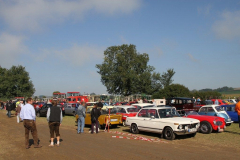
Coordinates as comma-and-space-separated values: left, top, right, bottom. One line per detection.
91, 103, 101, 134
77, 102, 86, 134
6, 100, 12, 118
97, 100, 103, 108
235, 98, 240, 128
20, 98, 42, 149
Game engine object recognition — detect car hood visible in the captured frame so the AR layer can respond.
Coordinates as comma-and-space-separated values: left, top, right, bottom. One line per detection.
159, 117, 200, 124
187, 115, 225, 121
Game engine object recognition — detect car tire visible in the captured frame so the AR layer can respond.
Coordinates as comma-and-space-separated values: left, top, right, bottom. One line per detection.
163, 127, 175, 140
131, 124, 139, 134
226, 123, 231, 126
36, 112, 40, 117
200, 121, 212, 134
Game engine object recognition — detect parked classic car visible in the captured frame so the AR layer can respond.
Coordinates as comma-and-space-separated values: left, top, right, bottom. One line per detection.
211, 99, 228, 105
198, 105, 233, 126
125, 107, 200, 140
131, 103, 155, 111
36, 103, 65, 117
185, 111, 226, 134
64, 103, 78, 116
36, 103, 52, 117
113, 106, 138, 126
221, 105, 238, 122
84, 107, 123, 128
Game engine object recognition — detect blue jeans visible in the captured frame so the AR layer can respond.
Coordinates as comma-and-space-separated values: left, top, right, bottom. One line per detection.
77, 117, 85, 133
7, 111, 11, 118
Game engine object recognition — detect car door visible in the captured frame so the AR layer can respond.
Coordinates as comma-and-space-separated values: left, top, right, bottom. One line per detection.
39, 104, 48, 116
135, 109, 148, 130
226, 106, 238, 122
143, 109, 160, 133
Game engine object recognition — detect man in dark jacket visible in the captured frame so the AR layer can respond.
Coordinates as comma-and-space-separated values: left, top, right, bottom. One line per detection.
90, 104, 101, 134
6, 100, 12, 118
47, 100, 62, 146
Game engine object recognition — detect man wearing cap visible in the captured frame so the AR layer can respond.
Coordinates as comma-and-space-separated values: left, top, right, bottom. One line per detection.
20, 98, 42, 149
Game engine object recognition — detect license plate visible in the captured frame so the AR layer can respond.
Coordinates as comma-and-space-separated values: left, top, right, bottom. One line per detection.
188, 128, 196, 132
110, 119, 118, 122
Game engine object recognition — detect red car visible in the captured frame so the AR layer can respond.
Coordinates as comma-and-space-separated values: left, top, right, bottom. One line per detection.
211, 99, 228, 105
114, 106, 138, 126
33, 102, 45, 109
185, 111, 226, 134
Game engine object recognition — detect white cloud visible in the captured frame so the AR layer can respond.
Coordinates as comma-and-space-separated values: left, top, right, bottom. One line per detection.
212, 10, 240, 39
0, 0, 141, 32
187, 53, 198, 62
0, 32, 27, 68
36, 43, 104, 66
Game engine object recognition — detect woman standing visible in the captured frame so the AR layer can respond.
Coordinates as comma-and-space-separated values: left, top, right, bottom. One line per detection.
47, 100, 62, 146
90, 103, 101, 134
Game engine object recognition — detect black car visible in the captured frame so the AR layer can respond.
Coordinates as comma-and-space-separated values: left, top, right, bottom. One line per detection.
36, 103, 65, 117
36, 103, 52, 117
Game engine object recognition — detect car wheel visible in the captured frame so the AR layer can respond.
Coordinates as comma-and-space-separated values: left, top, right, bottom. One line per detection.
36, 112, 40, 117
200, 121, 212, 134
163, 127, 175, 140
226, 123, 231, 126
131, 124, 139, 134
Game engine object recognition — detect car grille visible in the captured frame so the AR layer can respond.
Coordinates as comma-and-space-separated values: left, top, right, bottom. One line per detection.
216, 121, 222, 126
182, 123, 198, 129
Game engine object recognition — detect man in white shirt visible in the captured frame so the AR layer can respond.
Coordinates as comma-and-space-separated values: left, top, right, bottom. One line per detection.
20, 98, 42, 149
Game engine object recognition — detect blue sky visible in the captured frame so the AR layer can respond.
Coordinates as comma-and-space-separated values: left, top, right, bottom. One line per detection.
0, 0, 239, 96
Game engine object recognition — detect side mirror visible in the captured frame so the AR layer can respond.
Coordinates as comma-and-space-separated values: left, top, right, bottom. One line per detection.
151, 116, 155, 119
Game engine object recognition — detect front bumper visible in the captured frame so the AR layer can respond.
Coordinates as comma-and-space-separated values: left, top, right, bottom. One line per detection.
174, 128, 197, 135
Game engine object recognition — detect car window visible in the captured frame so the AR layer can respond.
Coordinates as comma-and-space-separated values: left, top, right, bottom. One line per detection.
148, 109, 159, 118
199, 107, 207, 112
207, 107, 214, 112
132, 105, 141, 111
118, 108, 126, 113
215, 106, 223, 112
138, 109, 148, 117
127, 108, 138, 113
158, 108, 180, 118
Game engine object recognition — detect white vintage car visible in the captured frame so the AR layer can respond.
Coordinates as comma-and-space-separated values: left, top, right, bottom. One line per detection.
125, 107, 200, 140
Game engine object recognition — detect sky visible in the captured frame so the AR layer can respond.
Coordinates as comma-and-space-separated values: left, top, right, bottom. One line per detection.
0, 0, 240, 96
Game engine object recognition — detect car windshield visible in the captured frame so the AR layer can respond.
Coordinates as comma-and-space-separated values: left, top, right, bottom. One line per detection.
158, 108, 180, 118
127, 108, 138, 113
215, 106, 223, 112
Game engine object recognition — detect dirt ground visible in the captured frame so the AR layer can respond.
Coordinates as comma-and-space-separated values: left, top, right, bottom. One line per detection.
0, 110, 240, 160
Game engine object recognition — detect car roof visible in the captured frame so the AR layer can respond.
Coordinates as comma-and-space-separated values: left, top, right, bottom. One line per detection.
141, 107, 175, 110
201, 105, 220, 107
131, 103, 154, 106
114, 105, 136, 108
166, 97, 193, 100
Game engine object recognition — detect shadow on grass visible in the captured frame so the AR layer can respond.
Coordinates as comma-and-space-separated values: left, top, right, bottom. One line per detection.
224, 130, 240, 135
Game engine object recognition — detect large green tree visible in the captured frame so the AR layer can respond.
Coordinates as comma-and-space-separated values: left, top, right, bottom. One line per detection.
0, 65, 35, 98
152, 84, 190, 99
96, 44, 155, 96
96, 44, 175, 96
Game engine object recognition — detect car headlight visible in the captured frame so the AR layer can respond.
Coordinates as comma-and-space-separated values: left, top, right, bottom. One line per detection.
178, 125, 182, 129
227, 118, 231, 121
